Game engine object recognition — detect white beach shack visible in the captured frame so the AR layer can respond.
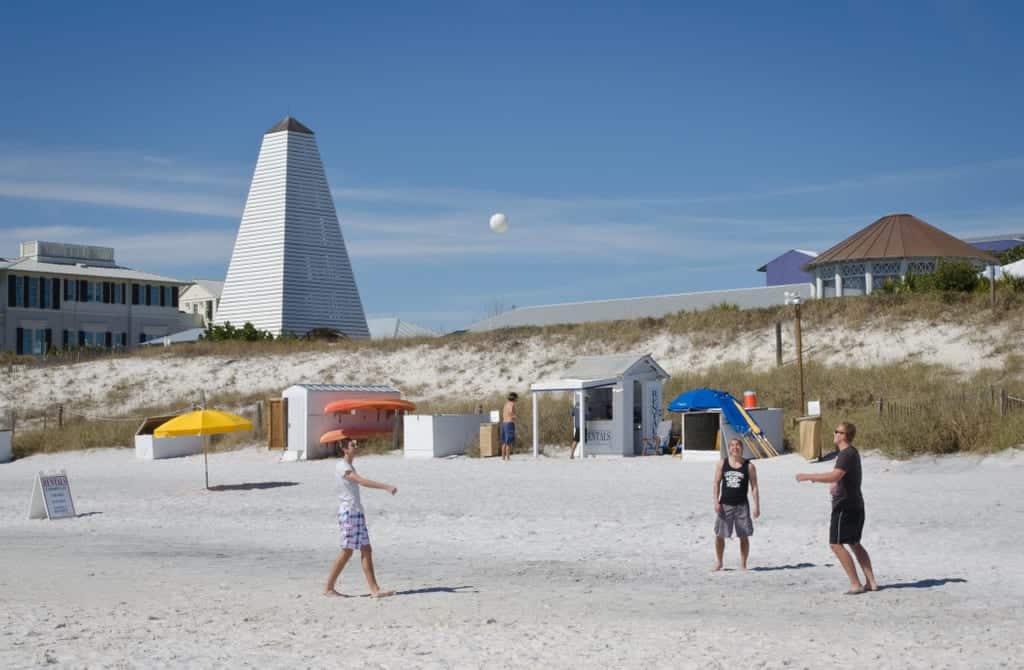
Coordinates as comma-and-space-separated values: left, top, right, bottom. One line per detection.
282, 384, 415, 460
530, 353, 670, 457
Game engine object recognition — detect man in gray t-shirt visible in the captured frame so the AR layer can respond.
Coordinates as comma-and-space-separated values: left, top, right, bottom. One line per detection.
796, 421, 878, 595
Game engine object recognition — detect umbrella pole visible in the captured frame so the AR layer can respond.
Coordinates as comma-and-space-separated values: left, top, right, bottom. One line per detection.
204, 434, 209, 490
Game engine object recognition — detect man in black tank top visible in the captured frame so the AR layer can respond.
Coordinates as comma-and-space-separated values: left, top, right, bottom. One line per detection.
713, 438, 761, 571
796, 421, 879, 594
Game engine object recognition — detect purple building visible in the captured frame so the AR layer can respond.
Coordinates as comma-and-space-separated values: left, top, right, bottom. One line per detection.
963, 234, 1024, 254
757, 249, 818, 286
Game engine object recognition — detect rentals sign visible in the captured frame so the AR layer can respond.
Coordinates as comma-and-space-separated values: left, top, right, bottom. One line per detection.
27, 470, 77, 520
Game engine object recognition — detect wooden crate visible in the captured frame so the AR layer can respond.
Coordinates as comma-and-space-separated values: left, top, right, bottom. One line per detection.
479, 423, 500, 458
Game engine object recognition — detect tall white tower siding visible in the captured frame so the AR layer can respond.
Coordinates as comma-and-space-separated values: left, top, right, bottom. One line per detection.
216, 117, 369, 338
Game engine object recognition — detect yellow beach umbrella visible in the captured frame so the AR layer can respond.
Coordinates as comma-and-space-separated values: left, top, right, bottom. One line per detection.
155, 410, 253, 489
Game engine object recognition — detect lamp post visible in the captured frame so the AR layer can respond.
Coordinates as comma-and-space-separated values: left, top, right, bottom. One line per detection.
784, 292, 805, 415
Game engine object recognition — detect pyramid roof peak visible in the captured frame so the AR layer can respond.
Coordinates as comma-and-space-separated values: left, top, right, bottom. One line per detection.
265, 116, 314, 135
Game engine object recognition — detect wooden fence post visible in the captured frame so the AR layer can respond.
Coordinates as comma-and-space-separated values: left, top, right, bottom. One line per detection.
775, 321, 782, 367
58, 404, 64, 429
255, 401, 263, 438
1000, 388, 1007, 417
877, 397, 883, 417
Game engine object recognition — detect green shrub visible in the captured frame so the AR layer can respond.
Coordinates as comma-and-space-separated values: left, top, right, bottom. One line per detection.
997, 243, 1024, 265
931, 259, 980, 292
204, 321, 274, 342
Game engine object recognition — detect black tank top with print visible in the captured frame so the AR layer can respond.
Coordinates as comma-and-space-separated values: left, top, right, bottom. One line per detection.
720, 459, 750, 505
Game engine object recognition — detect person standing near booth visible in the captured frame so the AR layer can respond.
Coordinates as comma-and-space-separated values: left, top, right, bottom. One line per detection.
501, 392, 518, 461
713, 438, 760, 571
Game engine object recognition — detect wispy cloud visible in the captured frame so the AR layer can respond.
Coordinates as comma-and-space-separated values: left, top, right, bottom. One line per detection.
0, 180, 241, 218
3, 144, 1023, 268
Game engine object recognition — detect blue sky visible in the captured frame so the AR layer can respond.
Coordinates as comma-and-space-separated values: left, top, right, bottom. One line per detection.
2, 1, 1023, 331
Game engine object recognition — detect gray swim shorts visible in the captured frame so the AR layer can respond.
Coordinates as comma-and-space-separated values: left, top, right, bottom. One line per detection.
714, 503, 753, 538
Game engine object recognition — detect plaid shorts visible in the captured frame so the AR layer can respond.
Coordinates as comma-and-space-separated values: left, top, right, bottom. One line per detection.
338, 509, 371, 549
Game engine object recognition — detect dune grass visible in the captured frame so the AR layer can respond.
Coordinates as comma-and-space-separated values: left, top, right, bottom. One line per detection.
7, 291, 1024, 459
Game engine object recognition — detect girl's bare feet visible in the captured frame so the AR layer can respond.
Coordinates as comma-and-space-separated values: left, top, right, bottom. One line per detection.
370, 589, 395, 598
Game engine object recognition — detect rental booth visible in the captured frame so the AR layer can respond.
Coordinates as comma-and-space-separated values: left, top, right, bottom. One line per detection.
282, 384, 415, 460
530, 353, 670, 457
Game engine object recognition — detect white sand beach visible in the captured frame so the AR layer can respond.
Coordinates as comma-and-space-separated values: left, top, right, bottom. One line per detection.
2, 445, 1022, 668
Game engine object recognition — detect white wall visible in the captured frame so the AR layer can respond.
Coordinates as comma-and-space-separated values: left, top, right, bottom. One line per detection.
283, 386, 309, 457
403, 414, 486, 459
469, 283, 815, 331
134, 434, 203, 460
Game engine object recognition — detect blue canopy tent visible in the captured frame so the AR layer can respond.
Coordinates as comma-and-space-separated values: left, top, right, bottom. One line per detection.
667, 388, 778, 458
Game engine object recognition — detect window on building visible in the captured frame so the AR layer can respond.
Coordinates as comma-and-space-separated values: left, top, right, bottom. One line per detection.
19, 328, 50, 355
28, 277, 39, 308
844, 275, 866, 296
148, 285, 159, 306
79, 331, 111, 348
64, 278, 75, 302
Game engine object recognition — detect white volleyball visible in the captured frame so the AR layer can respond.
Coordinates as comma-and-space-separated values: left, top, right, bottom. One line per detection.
489, 212, 509, 233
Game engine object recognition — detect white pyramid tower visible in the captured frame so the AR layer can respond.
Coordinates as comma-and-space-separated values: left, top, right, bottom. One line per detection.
216, 117, 369, 338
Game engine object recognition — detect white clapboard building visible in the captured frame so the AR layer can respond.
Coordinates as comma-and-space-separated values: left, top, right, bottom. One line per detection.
215, 117, 369, 338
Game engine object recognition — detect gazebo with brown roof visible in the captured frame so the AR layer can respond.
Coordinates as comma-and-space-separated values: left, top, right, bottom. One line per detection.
803, 213, 1000, 297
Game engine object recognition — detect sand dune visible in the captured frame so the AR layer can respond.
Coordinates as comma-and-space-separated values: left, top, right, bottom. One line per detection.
1, 319, 1013, 418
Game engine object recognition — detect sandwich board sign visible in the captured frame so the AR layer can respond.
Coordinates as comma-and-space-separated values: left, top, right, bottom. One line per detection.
28, 470, 76, 520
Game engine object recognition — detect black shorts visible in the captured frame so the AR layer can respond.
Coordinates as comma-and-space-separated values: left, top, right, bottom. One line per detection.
572, 425, 581, 442
830, 507, 865, 545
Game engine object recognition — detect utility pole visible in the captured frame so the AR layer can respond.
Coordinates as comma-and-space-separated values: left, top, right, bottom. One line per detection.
990, 265, 996, 309
785, 292, 806, 414
795, 300, 805, 414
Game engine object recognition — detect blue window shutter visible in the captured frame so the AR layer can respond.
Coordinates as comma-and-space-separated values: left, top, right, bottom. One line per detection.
6, 275, 14, 307
16, 328, 24, 355
52, 278, 61, 310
